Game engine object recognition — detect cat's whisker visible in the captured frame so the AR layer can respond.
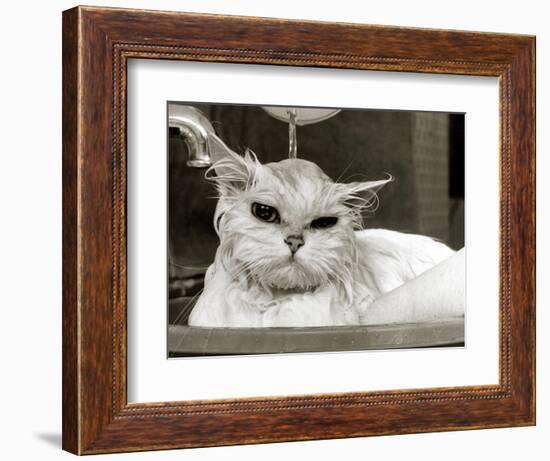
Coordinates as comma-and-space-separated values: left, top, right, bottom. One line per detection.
334, 160, 356, 184
169, 261, 211, 271
173, 286, 205, 325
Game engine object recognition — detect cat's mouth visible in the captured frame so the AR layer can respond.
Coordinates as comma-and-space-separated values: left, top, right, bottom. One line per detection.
269, 285, 321, 297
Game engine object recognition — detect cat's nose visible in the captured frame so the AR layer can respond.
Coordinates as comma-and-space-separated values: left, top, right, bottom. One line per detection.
284, 235, 304, 254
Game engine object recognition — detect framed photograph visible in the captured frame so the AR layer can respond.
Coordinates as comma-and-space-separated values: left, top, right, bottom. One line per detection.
166, 101, 466, 357
62, 5, 535, 455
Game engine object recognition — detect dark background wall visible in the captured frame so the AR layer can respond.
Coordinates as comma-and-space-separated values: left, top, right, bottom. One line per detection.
168, 103, 464, 300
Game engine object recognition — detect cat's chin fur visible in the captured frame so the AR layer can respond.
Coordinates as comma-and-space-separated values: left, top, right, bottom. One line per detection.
186, 148, 456, 328
252, 255, 328, 291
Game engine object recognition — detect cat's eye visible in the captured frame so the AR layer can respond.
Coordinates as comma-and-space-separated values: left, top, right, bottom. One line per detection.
251, 202, 280, 223
310, 216, 338, 229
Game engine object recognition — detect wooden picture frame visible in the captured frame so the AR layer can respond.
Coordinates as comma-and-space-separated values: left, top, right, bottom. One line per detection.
62, 5, 535, 454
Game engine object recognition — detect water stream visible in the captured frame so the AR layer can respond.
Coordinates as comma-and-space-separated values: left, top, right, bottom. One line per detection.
287, 108, 298, 159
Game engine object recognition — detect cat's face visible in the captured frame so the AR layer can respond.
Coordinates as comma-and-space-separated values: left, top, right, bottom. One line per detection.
207, 135, 390, 293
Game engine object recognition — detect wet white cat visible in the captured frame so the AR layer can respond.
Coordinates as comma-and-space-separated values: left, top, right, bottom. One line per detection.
188, 137, 460, 327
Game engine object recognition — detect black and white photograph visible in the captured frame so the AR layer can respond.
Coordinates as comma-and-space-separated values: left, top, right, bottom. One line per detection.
167, 102, 466, 356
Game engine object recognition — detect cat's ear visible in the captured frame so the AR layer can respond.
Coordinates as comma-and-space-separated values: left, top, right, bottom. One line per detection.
205, 133, 260, 196
344, 175, 393, 211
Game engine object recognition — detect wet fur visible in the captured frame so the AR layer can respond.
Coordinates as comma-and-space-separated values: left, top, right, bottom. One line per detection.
188, 138, 454, 327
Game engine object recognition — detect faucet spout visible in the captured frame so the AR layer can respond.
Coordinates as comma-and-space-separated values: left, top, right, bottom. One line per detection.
169, 105, 216, 168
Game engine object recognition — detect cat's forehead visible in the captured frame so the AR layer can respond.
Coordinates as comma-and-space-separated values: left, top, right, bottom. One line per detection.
265, 159, 331, 181
260, 159, 332, 192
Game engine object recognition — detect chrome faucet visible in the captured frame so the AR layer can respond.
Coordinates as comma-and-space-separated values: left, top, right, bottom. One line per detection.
169, 104, 341, 168
168, 105, 216, 168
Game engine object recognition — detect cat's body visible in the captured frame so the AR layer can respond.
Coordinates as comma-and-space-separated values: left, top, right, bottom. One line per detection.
187, 138, 461, 328
189, 228, 453, 327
